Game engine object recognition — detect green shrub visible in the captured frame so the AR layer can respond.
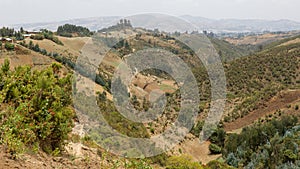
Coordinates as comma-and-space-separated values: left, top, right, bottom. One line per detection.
206, 160, 235, 169
5, 42, 14, 51
30, 34, 44, 40
190, 121, 204, 137
283, 149, 297, 162
148, 153, 168, 166
295, 105, 299, 111
124, 159, 153, 169
1, 58, 10, 73
166, 155, 203, 169
209, 144, 222, 154
209, 128, 226, 148
0, 61, 74, 155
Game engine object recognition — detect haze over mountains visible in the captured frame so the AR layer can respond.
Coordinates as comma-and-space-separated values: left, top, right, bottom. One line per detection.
11, 15, 300, 33
181, 15, 300, 33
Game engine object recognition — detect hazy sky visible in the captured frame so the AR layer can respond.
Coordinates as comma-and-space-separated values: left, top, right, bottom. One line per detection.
1, 0, 300, 25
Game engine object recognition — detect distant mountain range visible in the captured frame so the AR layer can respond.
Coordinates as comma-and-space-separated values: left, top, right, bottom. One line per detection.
180, 15, 300, 33
12, 16, 120, 32
11, 15, 300, 33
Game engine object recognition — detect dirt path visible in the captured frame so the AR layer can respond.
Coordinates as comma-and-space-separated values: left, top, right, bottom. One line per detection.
171, 134, 221, 165
0, 145, 111, 169
224, 90, 300, 132
180, 140, 221, 164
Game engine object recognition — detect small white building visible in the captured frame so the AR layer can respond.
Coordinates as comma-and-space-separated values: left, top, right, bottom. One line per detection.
1, 38, 13, 43
23, 34, 32, 38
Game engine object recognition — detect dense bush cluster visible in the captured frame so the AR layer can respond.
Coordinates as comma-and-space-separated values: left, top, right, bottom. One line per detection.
0, 60, 74, 155
0, 27, 15, 37
4, 43, 14, 51
166, 155, 204, 169
0, 27, 24, 40
57, 24, 92, 37
223, 116, 299, 168
30, 34, 44, 40
208, 128, 226, 154
165, 155, 234, 169
98, 19, 132, 32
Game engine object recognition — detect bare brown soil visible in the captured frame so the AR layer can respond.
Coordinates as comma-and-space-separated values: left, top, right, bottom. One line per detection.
131, 74, 177, 99
225, 32, 297, 45
0, 46, 54, 70
224, 90, 300, 131
24, 37, 89, 61
0, 145, 111, 169
171, 134, 221, 165
279, 38, 300, 46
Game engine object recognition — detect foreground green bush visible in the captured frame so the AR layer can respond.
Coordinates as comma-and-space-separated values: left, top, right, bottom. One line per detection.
166, 155, 203, 169
0, 60, 74, 155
